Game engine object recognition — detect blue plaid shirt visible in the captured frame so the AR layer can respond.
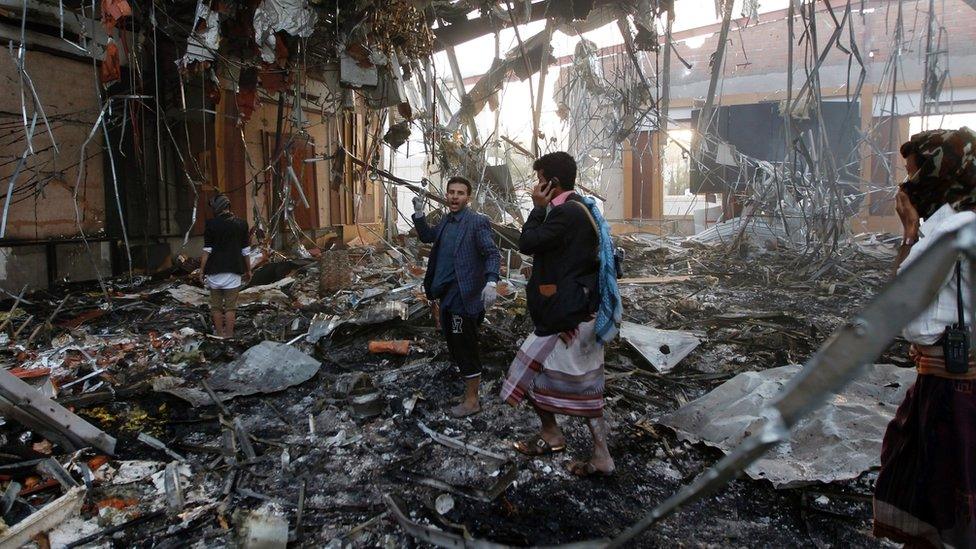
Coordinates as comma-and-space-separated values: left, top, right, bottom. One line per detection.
431, 208, 466, 313
414, 207, 500, 317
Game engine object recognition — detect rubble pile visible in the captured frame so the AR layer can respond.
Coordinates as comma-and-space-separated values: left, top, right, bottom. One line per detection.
0, 231, 900, 547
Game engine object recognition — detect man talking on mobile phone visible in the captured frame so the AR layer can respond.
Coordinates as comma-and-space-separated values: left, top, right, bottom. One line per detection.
501, 151, 622, 477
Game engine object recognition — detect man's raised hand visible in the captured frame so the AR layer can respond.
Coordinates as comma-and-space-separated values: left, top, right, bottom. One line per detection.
531, 180, 558, 208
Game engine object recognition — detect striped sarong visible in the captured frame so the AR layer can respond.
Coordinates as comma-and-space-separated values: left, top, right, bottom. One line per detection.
500, 319, 605, 417
873, 346, 976, 547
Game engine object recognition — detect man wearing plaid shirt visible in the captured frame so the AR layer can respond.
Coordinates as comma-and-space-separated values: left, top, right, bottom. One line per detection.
413, 176, 501, 417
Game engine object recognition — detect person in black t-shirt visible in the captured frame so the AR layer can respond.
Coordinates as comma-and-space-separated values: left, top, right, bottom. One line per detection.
199, 194, 251, 338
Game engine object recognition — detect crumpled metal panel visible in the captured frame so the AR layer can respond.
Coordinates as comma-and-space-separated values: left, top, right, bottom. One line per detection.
608, 224, 972, 547
207, 341, 321, 398
339, 48, 379, 88
253, 0, 318, 64
305, 301, 409, 344
660, 363, 915, 487
178, 1, 221, 68
619, 322, 700, 372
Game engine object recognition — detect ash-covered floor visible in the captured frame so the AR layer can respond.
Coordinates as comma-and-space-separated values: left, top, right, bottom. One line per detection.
0, 234, 902, 547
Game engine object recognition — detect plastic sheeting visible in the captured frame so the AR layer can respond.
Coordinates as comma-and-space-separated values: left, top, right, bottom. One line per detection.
659, 363, 916, 487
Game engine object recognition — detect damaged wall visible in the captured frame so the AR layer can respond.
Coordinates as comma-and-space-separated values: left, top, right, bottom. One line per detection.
0, 50, 106, 241
546, 0, 976, 233
1, 0, 398, 294
238, 98, 385, 247
239, 100, 332, 230
664, 0, 976, 102
661, 0, 976, 232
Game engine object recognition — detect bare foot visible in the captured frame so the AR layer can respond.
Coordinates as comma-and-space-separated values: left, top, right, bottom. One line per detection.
566, 456, 615, 476
574, 416, 614, 475
450, 401, 481, 418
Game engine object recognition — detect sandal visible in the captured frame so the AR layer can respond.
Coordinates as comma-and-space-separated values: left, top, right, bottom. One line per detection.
566, 460, 614, 477
513, 436, 566, 456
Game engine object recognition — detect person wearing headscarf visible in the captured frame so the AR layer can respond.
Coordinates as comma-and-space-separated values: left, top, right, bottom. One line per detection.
200, 194, 251, 338
874, 127, 976, 548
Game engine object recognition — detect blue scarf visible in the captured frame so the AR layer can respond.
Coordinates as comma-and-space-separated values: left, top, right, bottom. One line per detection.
579, 196, 622, 345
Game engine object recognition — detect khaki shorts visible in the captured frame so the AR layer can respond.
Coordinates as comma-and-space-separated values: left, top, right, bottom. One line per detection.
209, 287, 240, 312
